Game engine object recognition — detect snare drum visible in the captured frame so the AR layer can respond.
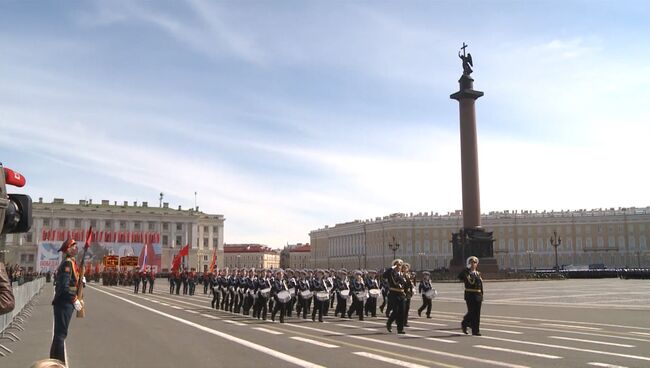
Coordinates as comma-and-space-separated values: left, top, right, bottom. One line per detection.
289, 289, 296, 297
277, 290, 291, 303
354, 291, 367, 302
424, 289, 438, 299
340, 289, 350, 299
368, 289, 380, 298
300, 290, 312, 299
260, 287, 271, 298
316, 291, 330, 301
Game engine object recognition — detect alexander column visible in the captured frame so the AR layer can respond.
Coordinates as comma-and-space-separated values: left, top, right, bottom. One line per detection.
449, 43, 498, 273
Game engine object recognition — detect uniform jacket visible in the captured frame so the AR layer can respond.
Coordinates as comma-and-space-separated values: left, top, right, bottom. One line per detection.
52, 256, 79, 306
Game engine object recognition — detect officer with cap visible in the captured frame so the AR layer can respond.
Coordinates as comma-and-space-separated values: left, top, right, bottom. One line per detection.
50, 239, 83, 363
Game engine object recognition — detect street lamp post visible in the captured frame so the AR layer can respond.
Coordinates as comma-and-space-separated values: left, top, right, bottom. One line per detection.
418, 252, 426, 271
526, 250, 534, 270
549, 231, 562, 273
388, 236, 400, 261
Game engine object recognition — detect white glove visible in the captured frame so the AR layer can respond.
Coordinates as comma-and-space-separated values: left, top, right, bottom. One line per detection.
73, 299, 83, 311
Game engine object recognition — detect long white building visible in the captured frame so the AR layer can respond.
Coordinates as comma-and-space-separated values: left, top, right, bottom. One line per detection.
2, 197, 225, 273
310, 208, 650, 271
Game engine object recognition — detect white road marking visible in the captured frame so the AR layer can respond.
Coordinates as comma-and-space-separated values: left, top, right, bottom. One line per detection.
286, 323, 530, 368
403, 334, 458, 344
548, 336, 634, 348
200, 314, 220, 319
254, 327, 284, 335
90, 286, 326, 368
353, 351, 430, 368
224, 320, 247, 326
481, 328, 522, 335
476, 335, 650, 363
630, 332, 650, 336
474, 345, 562, 359
170, 305, 182, 310
336, 323, 377, 332
588, 363, 629, 368
542, 323, 602, 330
185, 310, 198, 314
290, 336, 339, 348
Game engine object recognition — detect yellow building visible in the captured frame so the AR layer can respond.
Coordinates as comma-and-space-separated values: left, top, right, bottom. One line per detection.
310, 208, 650, 271
223, 244, 280, 269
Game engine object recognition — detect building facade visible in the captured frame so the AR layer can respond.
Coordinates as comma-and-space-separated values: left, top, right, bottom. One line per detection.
1, 198, 225, 272
310, 208, 650, 271
223, 244, 280, 269
289, 244, 311, 269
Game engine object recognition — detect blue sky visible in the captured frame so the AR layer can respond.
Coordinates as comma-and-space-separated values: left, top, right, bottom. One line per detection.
1, 1, 649, 247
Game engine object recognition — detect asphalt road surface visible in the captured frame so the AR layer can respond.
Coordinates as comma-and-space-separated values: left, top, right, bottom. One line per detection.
55, 279, 650, 368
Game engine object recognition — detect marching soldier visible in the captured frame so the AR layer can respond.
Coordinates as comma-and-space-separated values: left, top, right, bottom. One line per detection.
365, 269, 379, 317
242, 269, 256, 315
459, 256, 483, 336
384, 259, 407, 334
50, 239, 83, 364
148, 268, 155, 294
310, 269, 327, 322
218, 269, 228, 310
203, 271, 210, 294
181, 270, 189, 295
285, 269, 297, 317
254, 269, 271, 320
189, 269, 197, 296
133, 270, 141, 294
322, 270, 333, 316
418, 271, 434, 318
141, 269, 148, 294
334, 269, 349, 318
402, 263, 414, 327
347, 270, 366, 320
271, 269, 289, 323
296, 270, 311, 319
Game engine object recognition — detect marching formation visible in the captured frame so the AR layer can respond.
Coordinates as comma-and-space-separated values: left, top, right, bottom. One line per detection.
161, 258, 448, 334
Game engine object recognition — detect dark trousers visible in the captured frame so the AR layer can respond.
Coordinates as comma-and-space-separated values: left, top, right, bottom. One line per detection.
242, 295, 254, 315
134, 281, 140, 293
296, 295, 311, 319
182, 281, 188, 294
203, 282, 209, 294
418, 295, 432, 317
365, 295, 377, 317
463, 293, 482, 334
148, 280, 154, 294
175, 282, 181, 295
404, 297, 411, 326
169, 280, 174, 294
286, 297, 295, 317
379, 290, 388, 311
211, 288, 221, 309
142, 279, 148, 293
347, 296, 364, 320
50, 303, 74, 363
254, 296, 268, 320
271, 299, 286, 323
311, 298, 325, 322
220, 290, 228, 309
335, 293, 347, 316
386, 292, 406, 332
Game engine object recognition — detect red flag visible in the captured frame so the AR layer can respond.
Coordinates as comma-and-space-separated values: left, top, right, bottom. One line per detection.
209, 247, 217, 273
170, 244, 190, 272
84, 226, 93, 249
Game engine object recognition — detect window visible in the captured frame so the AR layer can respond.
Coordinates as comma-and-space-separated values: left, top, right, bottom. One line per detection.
203, 238, 208, 247
105, 220, 113, 229
176, 236, 182, 246
213, 238, 218, 247
28, 254, 34, 262
134, 222, 141, 230
120, 221, 126, 229
204, 225, 209, 233
162, 235, 168, 246
90, 219, 97, 227
176, 223, 183, 231
163, 222, 169, 231
75, 219, 82, 228
203, 255, 209, 261
26, 233, 33, 242
43, 218, 50, 227
58, 219, 66, 227
148, 222, 155, 230
213, 225, 219, 232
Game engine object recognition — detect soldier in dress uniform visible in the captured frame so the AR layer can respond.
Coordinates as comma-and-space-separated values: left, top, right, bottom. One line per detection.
347, 270, 366, 320
218, 269, 229, 310
334, 269, 349, 318
189, 269, 197, 295
254, 269, 271, 320
271, 269, 289, 323
310, 269, 327, 322
365, 269, 379, 317
181, 270, 189, 295
168, 271, 175, 294
141, 269, 148, 294
133, 269, 141, 293
242, 268, 256, 315
210, 270, 220, 309
203, 271, 210, 294
418, 271, 434, 318
402, 263, 415, 327
235, 269, 246, 313
148, 268, 155, 293
459, 256, 483, 336
384, 259, 407, 334
50, 239, 83, 364
296, 270, 311, 319
285, 269, 296, 317
321, 270, 333, 317
379, 269, 389, 314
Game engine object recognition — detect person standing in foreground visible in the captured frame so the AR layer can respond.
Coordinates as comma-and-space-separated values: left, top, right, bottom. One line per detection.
458, 256, 483, 336
0, 261, 15, 314
50, 239, 84, 363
